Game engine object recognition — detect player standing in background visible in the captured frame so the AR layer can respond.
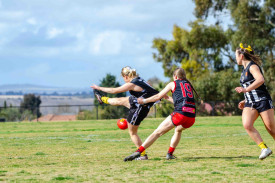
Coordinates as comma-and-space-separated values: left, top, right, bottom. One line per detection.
235, 43, 275, 160
91, 66, 159, 160
124, 67, 198, 161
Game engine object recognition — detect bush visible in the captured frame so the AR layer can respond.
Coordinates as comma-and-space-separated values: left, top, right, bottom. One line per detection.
77, 110, 95, 120
0, 108, 21, 122
21, 110, 35, 121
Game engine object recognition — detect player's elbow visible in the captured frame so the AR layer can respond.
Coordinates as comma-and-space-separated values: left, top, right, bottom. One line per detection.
257, 77, 265, 85
155, 94, 162, 101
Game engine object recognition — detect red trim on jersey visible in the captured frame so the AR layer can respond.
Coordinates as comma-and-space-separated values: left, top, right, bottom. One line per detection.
172, 81, 176, 93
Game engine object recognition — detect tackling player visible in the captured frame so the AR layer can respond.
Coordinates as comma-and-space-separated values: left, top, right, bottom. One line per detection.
124, 67, 199, 161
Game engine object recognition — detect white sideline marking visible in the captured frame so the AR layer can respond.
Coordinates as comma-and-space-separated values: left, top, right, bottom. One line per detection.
0, 133, 247, 142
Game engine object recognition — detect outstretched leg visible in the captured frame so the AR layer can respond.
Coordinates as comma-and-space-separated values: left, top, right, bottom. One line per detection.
108, 97, 130, 108
94, 89, 130, 108
124, 116, 175, 161
142, 116, 175, 149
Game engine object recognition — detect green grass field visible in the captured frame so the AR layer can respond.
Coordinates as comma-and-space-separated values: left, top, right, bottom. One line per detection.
0, 116, 274, 182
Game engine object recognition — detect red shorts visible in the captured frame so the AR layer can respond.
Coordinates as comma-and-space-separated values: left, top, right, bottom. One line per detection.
171, 112, 195, 128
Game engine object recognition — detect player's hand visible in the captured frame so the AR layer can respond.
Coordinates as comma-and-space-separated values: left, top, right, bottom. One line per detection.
235, 87, 246, 93
137, 98, 144, 104
238, 100, 245, 110
163, 95, 169, 99
90, 84, 100, 90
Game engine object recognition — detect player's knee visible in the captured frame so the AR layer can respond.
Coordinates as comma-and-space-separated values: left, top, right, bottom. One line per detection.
242, 122, 253, 131
153, 129, 164, 137
268, 128, 275, 137
128, 130, 137, 137
175, 128, 184, 133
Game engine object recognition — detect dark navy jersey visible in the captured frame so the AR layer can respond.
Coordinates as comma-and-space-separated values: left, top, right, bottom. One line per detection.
172, 79, 196, 117
240, 62, 271, 103
129, 76, 159, 99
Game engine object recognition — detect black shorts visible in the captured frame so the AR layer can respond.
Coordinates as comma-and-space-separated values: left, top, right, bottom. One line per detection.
244, 99, 274, 113
127, 96, 151, 126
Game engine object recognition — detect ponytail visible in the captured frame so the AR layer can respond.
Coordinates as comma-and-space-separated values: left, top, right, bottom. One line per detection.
237, 43, 262, 66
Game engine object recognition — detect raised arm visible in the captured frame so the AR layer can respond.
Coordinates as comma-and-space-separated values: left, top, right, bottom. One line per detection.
91, 83, 135, 94
138, 82, 174, 104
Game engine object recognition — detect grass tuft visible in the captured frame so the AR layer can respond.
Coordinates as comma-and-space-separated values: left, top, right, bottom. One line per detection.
35, 152, 46, 155
52, 176, 74, 181
236, 163, 254, 167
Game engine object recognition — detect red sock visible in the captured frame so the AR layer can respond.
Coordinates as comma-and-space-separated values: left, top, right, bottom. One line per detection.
136, 146, 145, 153
168, 147, 175, 155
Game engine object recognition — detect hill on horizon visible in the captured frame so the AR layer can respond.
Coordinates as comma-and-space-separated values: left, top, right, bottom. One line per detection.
0, 84, 92, 95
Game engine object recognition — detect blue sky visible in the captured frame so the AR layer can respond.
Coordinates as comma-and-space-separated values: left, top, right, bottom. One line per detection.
0, 0, 196, 88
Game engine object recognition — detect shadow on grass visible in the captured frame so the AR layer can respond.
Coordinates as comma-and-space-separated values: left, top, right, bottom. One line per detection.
150, 155, 257, 161
181, 155, 257, 161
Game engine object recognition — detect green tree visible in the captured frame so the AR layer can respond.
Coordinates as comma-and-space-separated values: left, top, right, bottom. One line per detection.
193, 0, 275, 98
153, 0, 274, 101
152, 22, 228, 81
20, 94, 42, 118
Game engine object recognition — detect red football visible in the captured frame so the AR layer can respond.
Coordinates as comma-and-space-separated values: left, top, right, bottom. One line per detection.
117, 118, 128, 130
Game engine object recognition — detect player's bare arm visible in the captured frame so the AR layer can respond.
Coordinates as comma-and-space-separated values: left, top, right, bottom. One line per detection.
235, 65, 264, 93
138, 82, 174, 104
91, 83, 135, 94
165, 96, 174, 103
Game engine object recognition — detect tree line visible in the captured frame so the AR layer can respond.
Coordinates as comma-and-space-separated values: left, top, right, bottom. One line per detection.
153, 0, 274, 101
0, 94, 42, 122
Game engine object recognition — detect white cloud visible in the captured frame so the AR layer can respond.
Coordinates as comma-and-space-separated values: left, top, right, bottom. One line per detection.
47, 27, 64, 39
0, 0, 195, 87
0, 11, 27, 22
90, 30, 126, 55
27, 18, 36, 25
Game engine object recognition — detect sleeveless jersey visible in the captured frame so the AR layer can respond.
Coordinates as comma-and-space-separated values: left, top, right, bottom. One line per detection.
240, 62, 271, 104
172, 79, 196, 118
129, 77, 159, 104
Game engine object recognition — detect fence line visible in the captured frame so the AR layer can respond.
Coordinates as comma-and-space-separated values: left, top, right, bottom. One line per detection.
1, 100, 274, 122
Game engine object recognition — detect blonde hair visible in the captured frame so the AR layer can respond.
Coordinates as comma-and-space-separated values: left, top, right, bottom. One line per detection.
237, 44, 262, 66
121, 66, 138, 78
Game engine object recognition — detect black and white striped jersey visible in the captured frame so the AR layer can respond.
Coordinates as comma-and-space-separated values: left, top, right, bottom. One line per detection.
240, 62, 271, 103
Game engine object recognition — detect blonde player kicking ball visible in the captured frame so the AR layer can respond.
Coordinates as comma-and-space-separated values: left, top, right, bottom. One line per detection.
124, 67, 199, 161
91, 66, 159, 160
235, 43, 274, 160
